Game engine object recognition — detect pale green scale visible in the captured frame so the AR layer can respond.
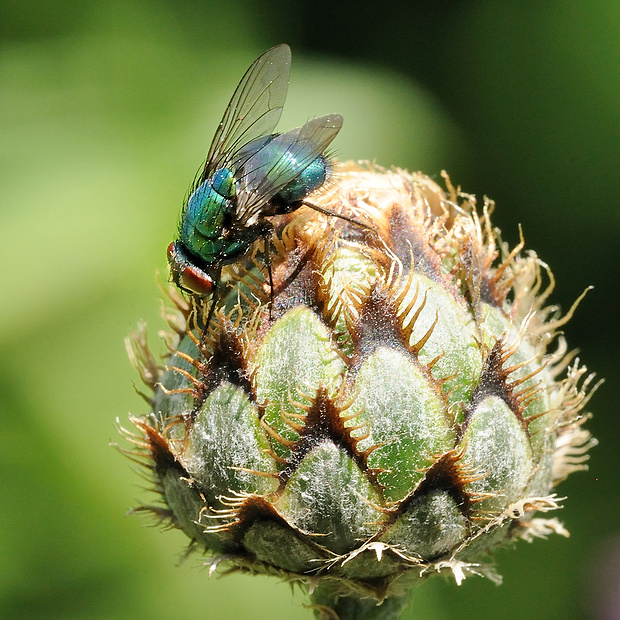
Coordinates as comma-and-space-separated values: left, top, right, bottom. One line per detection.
336, 546, 405, 580
161, 468, 236, 554
184, 382, 278, 504
397, 273, 483, 406
477, 301, 509, 348
153, 334, 201, 439
323, 245, 377, 357
242, 520, 327, 574
478, 301, 552, 455
253, 307, 347, 458
352, 347, 456, 502
524, 441, 555, 498
461, 394, 532, 513
381, 490, 468, 558
275, 440, 384, 554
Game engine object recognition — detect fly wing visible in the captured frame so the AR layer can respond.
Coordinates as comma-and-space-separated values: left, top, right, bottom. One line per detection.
198, 44, 291, 186
234, 114, 343, 225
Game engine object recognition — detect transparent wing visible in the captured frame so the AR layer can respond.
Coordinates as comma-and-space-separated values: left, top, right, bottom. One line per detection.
234, 114, 343, 224
199, 44, 291, 184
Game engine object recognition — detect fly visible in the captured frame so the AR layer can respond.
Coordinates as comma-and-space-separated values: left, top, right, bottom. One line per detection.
167, 44, 369, 327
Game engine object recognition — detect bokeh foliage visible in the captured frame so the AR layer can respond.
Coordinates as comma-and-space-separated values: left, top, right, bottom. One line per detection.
1, 1, 617, 619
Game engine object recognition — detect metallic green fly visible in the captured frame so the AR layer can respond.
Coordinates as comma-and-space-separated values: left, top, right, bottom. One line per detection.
167, 44, 367, 325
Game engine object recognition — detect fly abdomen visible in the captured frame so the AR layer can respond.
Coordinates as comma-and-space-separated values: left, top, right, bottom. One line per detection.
273, 154, 331, 211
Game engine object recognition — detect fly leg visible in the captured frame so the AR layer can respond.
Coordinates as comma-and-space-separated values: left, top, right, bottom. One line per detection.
199, 265, 221, 340
258, 221, 275, 319
301, 199, 376, 233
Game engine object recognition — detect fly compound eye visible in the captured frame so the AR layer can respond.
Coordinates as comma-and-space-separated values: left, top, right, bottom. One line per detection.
167, 242, 214, 297
179, 265, 215, 297
166, 242, 177, 261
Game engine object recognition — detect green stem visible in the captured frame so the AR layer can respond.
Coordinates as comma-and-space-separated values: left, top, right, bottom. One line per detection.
309, 583, 410, 620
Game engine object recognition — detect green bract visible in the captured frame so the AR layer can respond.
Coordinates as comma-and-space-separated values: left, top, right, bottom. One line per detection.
122, 162, 597, 620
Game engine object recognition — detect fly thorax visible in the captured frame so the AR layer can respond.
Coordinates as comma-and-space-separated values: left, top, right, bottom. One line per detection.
211, 167, 236, 199
183, 178, 233, 243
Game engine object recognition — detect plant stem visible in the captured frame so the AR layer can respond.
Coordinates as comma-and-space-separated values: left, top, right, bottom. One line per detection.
309, 583, 410, 620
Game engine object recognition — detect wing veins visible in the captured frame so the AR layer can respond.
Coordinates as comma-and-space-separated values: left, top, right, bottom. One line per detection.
200, 45, 291, 184
235, 114, 343, 224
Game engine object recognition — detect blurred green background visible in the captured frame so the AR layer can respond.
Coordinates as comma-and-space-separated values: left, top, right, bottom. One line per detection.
1, 1, 618, 619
